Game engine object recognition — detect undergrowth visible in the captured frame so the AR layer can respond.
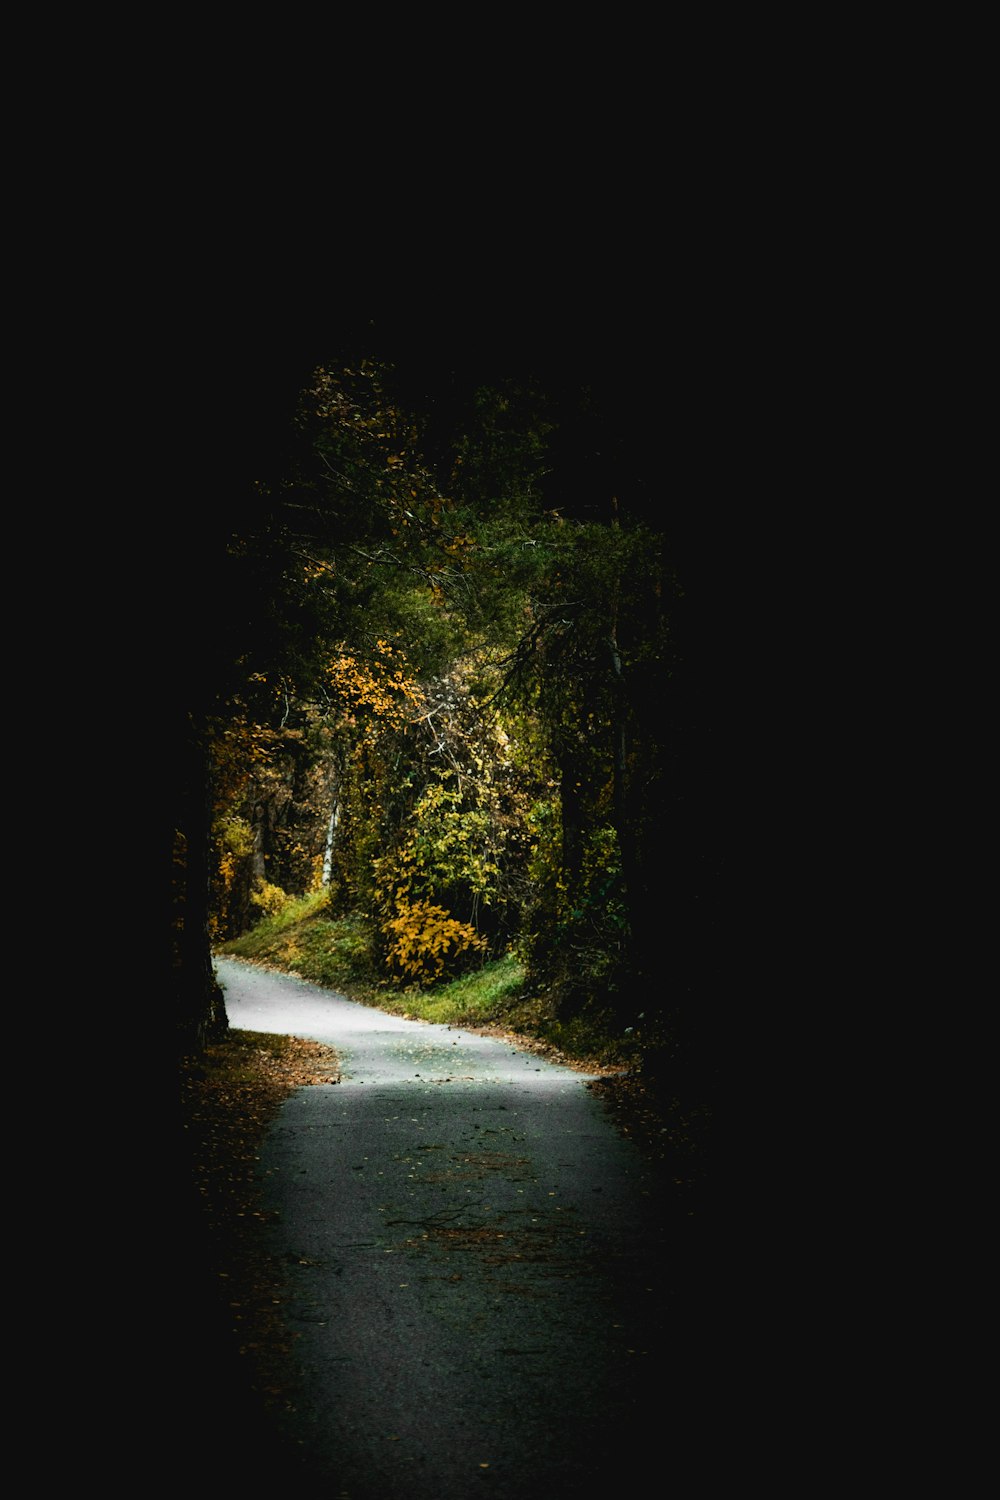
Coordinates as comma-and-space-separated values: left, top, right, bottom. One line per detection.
215, 895, 639, 1072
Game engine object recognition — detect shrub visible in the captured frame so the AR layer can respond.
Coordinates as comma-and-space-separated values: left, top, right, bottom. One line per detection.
382, 898, 488, 982
249, 880, 291, 919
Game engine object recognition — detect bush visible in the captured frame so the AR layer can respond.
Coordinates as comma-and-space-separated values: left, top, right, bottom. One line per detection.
249, 880, 291, 919
381, 898, 488, 982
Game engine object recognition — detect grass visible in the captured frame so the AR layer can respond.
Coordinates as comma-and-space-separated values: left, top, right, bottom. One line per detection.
380, 951, 527, 1024
220, 894, 377, 995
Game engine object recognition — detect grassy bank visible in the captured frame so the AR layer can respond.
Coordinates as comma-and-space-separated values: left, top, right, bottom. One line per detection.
216, 892, 639, 1073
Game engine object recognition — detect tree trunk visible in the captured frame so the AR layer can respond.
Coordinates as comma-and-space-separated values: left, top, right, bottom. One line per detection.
322, 794, 341, 886
607, 633, 638, 956
606, 509, 638, 971
251, 802, 268, 884
559, 746, 584, 887
176, 716, 228, 1053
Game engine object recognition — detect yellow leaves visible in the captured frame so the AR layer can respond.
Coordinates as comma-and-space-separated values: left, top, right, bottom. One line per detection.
323, 642, 422, 737
249, 880, 290, 919
382, 899, 487, 981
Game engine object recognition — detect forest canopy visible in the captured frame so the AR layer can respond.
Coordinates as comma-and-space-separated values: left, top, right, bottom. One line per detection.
167, 324, 724, 1097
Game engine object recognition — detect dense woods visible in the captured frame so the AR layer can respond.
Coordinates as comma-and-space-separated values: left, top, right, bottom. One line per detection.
168, 318, 726, 1100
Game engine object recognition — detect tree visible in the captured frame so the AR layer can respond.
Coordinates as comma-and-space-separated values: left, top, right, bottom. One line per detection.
173, 342, 720, 1098
170, 355, 480, 1043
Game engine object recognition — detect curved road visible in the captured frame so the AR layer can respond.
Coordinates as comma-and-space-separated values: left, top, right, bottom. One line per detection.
209, 957, 713, 1498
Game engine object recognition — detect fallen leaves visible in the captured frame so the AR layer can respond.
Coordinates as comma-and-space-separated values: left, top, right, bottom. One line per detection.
178, 1028, 341, 1412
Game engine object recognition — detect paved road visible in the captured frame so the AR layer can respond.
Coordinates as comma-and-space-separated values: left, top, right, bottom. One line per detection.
211, 957, 713, 1498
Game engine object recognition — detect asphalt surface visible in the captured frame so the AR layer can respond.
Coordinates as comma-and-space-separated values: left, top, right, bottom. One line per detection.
209, 957, 714, 1499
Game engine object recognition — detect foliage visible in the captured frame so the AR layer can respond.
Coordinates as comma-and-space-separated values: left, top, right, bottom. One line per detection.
323, 637, 422, 741
364, 668, 533, 980
190, 354, 713, 1087
206, 718, 330, 941
520, 811, 629, 1005
249, 880, 292, 919
210, 815, 254, 942
381, 899, 488, 982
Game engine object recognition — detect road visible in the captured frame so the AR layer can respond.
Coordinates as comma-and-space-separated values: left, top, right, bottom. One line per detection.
210, 957, 714, 1498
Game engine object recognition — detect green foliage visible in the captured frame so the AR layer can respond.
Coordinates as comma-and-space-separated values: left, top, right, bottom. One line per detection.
521, 813, 629, 1005
217, 814, 255, 861
372, 780, 497, 946
406, 783, 494, 895
366, 580, 465, 680
200, 358, 701, 1062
